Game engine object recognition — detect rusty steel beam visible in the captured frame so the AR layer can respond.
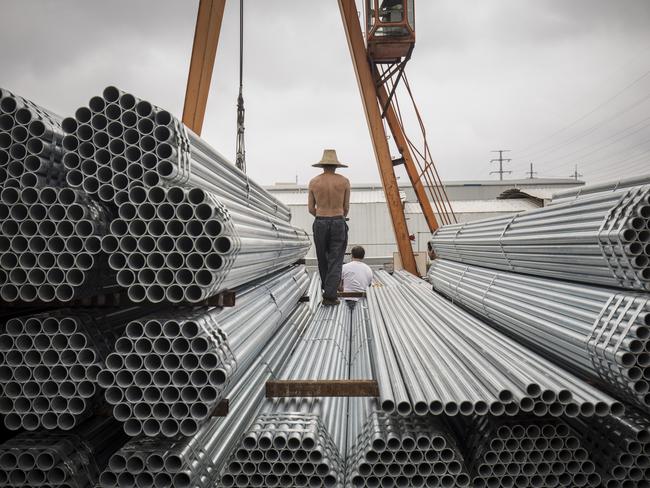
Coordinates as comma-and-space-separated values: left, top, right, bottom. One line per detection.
338, 0, 418, 275
182, 0, 226, 135
377, 82, 440, 232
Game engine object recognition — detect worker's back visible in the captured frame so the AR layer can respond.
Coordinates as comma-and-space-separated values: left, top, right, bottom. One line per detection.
342, 260, 373, 293
308, 172, 350, 217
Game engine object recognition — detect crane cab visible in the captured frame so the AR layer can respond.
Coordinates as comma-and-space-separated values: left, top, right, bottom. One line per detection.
366, 0, 415, 64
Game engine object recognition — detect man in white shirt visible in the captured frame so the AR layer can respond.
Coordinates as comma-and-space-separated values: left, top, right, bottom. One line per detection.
341, 246, 373, 308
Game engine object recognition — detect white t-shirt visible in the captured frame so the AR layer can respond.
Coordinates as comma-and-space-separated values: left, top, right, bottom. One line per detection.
341, 261, 374, 301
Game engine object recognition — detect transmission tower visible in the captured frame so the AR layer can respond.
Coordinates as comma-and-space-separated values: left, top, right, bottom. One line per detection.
570, 164, 583, 181
490, 150, 512, 180
526, 163, 537, 179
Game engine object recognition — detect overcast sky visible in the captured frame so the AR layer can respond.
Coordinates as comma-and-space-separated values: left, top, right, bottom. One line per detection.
1, 0, 649, 186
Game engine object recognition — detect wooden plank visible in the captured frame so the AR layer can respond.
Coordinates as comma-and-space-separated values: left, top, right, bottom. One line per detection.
337, 291, 366, 298
201, 290, 236, 307
266, 380, 379, 398
210, 399, 229, 417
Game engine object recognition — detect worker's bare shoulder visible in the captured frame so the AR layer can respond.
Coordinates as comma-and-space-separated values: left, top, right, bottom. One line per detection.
308, 174, 323, 188
338, 174, 351, 185
331, 174, 350, 188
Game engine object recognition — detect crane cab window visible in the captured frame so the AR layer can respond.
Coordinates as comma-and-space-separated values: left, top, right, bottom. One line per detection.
366, 0, 414, 38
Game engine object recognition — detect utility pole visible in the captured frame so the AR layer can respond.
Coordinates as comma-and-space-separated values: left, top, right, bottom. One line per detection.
526, 162, 537, 179
570, 164, 583, 181
490, 150, 512, 181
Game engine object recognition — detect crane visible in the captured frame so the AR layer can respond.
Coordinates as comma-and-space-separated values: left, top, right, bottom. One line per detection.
181, 0, 454, 276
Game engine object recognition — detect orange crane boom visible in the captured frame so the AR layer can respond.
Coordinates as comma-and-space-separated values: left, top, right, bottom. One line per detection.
182, 0, 226, 135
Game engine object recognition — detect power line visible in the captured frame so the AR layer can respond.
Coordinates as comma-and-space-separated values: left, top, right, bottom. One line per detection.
517, 65, 650, 157
583, 144, 650, 178
490, 150, 512, 181
570, 135, 650, 172
535, 115, 650, 169
518, 90, 650, 164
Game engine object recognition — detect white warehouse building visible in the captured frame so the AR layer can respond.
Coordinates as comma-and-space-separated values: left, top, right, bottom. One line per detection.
267, 178, 584, 260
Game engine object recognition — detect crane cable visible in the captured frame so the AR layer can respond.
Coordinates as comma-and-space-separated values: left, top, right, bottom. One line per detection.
235, 0, 246, 173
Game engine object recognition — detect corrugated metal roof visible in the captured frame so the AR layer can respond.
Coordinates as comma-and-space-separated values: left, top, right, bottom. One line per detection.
273, 189, 406, 205
404, 199, 539, 214
265, 178, 582, 192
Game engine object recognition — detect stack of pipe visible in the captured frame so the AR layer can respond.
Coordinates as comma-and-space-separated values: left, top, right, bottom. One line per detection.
221, 303, 352, 488
346, 412, 471, 488
97, 266, 308, 437
568, 410, 650, 488
0, 88, 66, 189
0, 307, 145, 431
99, 301, 313, 488
551, 176, 650, 206
429, 259, 650, 410
61, 86, 309, 302
0, 417, 127, 488
345, 301, 471, 488
0, 186, 115, 302
101, 185, 309, 303
368, 276, 624, 417
428, 185, 650, 291
307, 272, 322, 313
61, 86, 289, 218
0, 88, 116, 302
466, 418, 600, 488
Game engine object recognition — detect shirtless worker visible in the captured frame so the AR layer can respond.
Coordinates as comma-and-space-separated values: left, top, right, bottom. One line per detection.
308, 149, 351, 306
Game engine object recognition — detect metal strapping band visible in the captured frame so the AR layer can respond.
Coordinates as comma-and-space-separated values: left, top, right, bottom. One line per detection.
614, 300, 645, 352
603, 297, 635, 359
595, 191, 629, 287
588, 295, 620, 353
498, 214, 519, 271
481, 275, 499, 317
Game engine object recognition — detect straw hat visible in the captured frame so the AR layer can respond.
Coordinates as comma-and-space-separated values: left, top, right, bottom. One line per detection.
312, 149, 348, 168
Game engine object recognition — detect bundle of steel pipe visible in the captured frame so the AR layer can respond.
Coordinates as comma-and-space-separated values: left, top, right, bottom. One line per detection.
221, 303, 353, 488
0, 307, 146, 431
347, 411, 471, 488
368, 276, 624, 417
429, 185, 650, 291
307, 272, 322, 313
101, 185, 309, 303
57, 86, 309, 302
465, 417, 600, 488
568, 410, 650, 488
0, 417, 127, 488
551, 176, 650, 206
0, 185, 116, 302
61, 86, 290, 220
345, 300, 471, 488
99, 301, 313, 488
0, 88, 66, 189
429, 259, 650, 410
97, 266, 308, 437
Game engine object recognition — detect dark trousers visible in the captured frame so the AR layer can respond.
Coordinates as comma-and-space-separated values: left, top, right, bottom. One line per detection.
313, 217, 348, 300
